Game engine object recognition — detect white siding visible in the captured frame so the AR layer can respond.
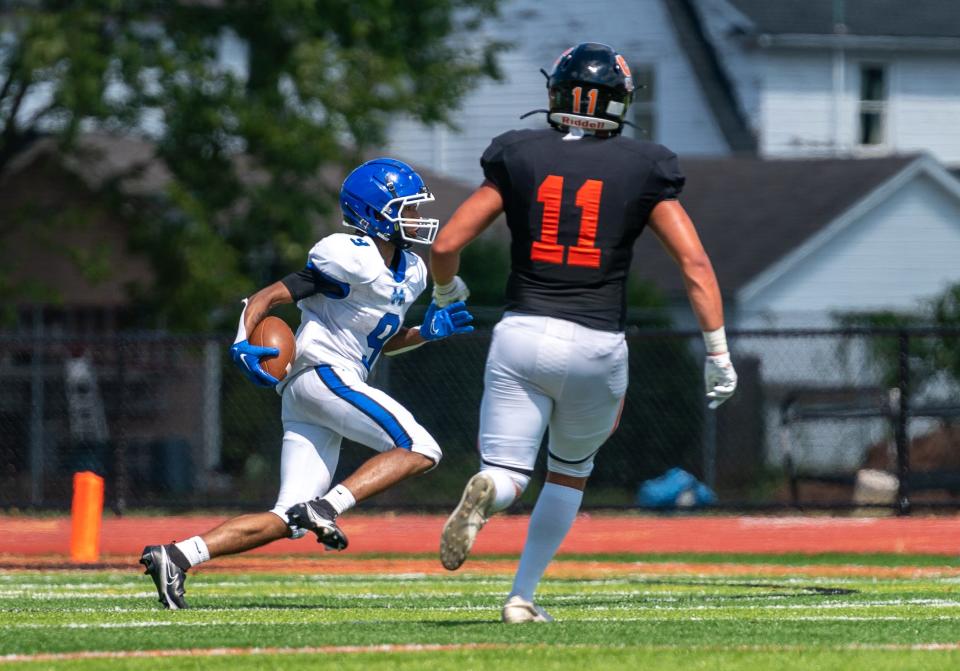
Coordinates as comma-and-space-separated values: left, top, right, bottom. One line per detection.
890, 54, 960, 164
386, 0, 730, 185
733, 170, 960, 469
741, 174, 960, 315
696, 1, 960, 165
758, 51, 840, 156
752, 49, 960, 164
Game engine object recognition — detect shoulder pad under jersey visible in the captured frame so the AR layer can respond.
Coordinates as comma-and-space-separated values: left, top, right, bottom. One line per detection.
307, 233, 382, 286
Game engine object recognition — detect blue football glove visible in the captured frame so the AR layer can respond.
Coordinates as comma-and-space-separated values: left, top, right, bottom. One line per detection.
230, 340, 281, 387
420, 301, 475, 341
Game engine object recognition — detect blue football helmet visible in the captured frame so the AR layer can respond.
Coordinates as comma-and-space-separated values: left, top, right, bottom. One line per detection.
339, 158, 439, 247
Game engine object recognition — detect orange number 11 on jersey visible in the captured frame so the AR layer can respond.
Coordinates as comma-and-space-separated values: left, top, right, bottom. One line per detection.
531, 175, 603, 268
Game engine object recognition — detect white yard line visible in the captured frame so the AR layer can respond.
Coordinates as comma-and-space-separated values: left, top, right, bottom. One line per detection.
4, 641, 960, 663
6, 613, 959, 630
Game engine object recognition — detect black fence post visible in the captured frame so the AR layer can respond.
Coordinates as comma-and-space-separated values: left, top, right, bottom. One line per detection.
895, 329, 911, 516
111, 336, 128, 516
29, 306, 45, 507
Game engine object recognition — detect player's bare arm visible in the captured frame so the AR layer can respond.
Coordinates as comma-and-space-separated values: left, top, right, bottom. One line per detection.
242, 281, 294, 335
430, 180, 503, 304
647, 199, 737, 408
647, 200, 724, 336
382, 326, 424, 354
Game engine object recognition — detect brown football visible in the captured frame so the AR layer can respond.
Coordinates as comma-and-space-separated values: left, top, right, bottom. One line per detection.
249, 316, 296, 381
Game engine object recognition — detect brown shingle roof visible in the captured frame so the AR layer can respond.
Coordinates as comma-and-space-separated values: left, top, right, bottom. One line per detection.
632, 155, 919, 299
728, 0, 960, 39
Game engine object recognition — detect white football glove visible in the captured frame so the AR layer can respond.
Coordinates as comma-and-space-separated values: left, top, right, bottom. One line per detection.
432, 275, 470, 307
704, 352, 738, 409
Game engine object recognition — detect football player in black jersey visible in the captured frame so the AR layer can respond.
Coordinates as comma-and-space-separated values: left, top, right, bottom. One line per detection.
430, 42, 737, 623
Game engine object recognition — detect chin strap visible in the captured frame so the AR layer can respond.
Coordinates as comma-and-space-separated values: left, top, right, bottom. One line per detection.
522, 108, 632, 138
519, 108, 549, 120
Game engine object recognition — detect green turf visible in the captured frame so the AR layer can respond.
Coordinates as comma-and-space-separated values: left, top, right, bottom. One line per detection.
1, 555, 958, 670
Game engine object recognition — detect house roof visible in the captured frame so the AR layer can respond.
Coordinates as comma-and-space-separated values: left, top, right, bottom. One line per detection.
727, 0, 960, 40
631, 154, 920, 299
663, 0, 756, 154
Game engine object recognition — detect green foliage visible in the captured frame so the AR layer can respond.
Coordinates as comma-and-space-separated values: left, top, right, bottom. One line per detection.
456, 236, 512, 306
626, 274, 673, 327
837, 282, 960, 391
1, 0, 503, 329
930, 283, 960, 379
835, 311, 933, 389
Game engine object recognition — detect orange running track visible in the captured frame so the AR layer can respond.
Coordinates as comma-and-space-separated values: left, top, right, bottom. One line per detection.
1, 514, 959, 558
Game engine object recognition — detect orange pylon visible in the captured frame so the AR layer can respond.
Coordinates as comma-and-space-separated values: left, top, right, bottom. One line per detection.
70, 471, 104, 563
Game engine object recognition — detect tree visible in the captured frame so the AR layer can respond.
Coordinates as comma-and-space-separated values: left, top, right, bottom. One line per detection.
0, 0, 502, 329
837, 283, 960, 392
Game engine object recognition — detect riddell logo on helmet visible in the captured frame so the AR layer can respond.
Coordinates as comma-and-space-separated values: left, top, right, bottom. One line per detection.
550, 113, 619, 131
558, 114, 604, 130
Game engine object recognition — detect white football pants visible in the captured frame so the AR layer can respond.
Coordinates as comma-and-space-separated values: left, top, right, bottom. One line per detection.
479, 312, 628, 479
269, 364, 442, 523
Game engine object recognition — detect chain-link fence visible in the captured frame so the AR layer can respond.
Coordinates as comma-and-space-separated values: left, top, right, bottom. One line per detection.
2, 325, 959, 513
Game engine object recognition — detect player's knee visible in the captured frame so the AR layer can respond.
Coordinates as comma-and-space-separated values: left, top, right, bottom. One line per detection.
411, 443, 442, 472
483, 466, 530, 497
546, 455, 595, 480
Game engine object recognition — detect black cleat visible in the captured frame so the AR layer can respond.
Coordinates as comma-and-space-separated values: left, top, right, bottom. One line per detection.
286, 500, 349, 551
140, 545, 188, 610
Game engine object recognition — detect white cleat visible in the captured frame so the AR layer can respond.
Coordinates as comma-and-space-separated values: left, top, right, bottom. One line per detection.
501, 595, 555, 623
439, 472, 495, 570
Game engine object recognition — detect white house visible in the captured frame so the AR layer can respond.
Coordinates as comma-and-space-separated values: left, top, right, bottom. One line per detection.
628, 153, 960, 327
695, 0, 960, 165
628, 153, 960, 471
385, 0, 737, 185
388, 0, 960, 179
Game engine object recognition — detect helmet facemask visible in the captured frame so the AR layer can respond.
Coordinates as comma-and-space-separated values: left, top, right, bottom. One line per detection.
339, 158, 439, 247
380, 190, 439, 246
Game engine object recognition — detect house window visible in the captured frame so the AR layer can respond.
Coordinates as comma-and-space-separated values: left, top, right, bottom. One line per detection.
858, 65, 887, 146
630, 65, 655, 141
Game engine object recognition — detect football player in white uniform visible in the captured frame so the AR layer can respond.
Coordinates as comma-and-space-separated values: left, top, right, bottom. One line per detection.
140, 158, 474, 609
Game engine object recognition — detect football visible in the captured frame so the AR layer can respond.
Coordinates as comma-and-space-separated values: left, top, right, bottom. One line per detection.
249, 316, 296, 381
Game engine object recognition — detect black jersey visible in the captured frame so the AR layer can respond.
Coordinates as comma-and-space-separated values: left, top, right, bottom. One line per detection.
481, 128, 685, 332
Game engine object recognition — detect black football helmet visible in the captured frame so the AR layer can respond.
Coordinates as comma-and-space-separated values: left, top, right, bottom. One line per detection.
546, 42, 634, 135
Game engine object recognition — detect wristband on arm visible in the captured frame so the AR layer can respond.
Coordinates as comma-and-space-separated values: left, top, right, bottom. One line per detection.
234, 298, 250, 344
702, 326, 728, 354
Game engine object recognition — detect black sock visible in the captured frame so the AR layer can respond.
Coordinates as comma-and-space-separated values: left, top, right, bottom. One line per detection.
166, 544, 192, 571
313, 498, 338, 519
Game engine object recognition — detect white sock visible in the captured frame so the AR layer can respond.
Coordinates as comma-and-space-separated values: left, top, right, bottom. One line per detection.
322, 484, 356, 516
174, 536, 211, 568
486, 469, 521, 513
509, 482, 583, 602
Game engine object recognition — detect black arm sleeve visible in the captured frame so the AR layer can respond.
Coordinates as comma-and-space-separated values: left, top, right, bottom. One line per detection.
281, 264, 350, 301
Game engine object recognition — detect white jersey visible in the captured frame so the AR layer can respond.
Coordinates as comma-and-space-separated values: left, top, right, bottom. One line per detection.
283, 233, 428, 386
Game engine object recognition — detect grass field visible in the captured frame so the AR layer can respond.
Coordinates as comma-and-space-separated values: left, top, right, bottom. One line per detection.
2, 554, 959, 670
